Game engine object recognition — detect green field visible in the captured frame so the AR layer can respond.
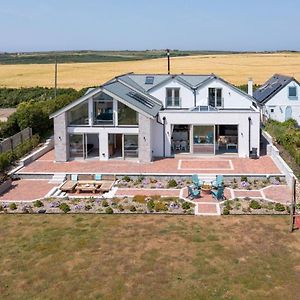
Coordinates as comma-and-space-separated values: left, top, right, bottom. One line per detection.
0, 215, 299, 299
0, 50, 238, 65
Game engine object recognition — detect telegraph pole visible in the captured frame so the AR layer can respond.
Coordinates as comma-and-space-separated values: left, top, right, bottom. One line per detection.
54, 55, 58, 100
166, 49, 170, 74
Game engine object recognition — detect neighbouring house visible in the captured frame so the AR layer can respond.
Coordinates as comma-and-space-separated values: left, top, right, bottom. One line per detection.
50, 73, 260, 163
253, 74, 300, 124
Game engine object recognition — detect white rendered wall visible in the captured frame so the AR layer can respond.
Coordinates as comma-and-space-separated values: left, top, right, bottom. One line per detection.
149, 78, 254, 109
264, 80, 300, 123
152, 111, 260, 158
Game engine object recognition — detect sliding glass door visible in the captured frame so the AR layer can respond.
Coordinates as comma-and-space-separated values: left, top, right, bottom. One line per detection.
193, 125, 215, 155
69, 133, 100, 159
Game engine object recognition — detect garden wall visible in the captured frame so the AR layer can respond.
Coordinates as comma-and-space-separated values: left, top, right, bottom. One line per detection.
263, 130, 296, 188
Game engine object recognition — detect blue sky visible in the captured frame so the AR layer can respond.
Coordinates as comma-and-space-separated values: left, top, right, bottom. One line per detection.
1, 0, 299, 52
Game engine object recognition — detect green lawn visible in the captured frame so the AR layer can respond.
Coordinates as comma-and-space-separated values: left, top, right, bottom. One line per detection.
0, 215, 299, 299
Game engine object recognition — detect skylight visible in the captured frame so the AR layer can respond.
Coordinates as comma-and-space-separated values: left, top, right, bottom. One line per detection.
127, 92, 154, 109
145, 76, 154, 85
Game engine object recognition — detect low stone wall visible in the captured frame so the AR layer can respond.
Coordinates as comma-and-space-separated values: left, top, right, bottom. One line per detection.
20, 138, 54, 166
0, 128, 32, 153
9, 138, 54, 176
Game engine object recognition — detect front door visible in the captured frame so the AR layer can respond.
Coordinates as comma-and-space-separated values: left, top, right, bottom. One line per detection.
285, 106, 292, 121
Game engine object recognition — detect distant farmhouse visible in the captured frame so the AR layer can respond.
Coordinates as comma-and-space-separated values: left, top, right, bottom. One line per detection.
253, 74, 300, 124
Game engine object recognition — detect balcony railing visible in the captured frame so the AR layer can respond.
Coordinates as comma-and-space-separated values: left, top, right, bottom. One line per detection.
166, 97, 181, 108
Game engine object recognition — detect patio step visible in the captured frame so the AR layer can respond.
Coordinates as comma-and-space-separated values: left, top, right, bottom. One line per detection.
49, 173, 66, 184
195, 203, 221, 216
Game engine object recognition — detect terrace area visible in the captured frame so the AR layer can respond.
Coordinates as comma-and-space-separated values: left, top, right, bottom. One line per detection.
17, 149, 281, 175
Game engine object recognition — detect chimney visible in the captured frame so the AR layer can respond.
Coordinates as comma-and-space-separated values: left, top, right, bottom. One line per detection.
248, 78, 253, 96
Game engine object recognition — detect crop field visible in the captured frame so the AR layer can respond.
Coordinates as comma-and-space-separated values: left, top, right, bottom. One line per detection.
0, 52, 300, 89
0, 215, 299, 299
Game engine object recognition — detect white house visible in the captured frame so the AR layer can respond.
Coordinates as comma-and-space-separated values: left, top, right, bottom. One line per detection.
50, 73, 260, 163
253, 74, 300, 123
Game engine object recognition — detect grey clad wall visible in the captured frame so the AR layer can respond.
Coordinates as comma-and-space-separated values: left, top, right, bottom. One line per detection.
138, 114, 152, 163
54, 112, 69, 162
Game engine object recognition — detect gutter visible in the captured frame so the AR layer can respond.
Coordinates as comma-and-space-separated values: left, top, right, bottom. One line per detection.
156, 115, 166, 157
248, 117, 251, 155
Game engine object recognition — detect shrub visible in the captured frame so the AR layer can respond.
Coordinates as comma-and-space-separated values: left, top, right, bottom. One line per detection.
154, 201, 168, 212
85, 204, 92, 211
275, 203, 285, 212
241, 176, 248, 182
9, 202, 17, 210
224, 200, 233, 210
133, 195, 146, 203
102, 200, 109, 207
118, 204, 124, 211
129, 205, 136, 212
59, 203, 71, 213
136, 175, 144, 183
122, 176, 131, 182
105, 207, 113, 214
33, 200, 44, 208
182, 202, 191, 210
0, 205, 3, 211
223, 207, 230, 215
167, 179, 177, 188
147, 199, 155, 210
249, 200, 261, 210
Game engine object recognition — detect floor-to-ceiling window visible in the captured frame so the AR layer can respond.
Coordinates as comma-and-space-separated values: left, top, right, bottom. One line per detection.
124, 135, 138, 158
93, 93, 114, 125
118, 102, 138, 126
69, 134, 84, 158
193, 125, 215, 154
68, 102, 89, 126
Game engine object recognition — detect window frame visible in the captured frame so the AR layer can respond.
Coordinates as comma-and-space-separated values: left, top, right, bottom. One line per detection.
166, 88, 181, 107
288, 86, 298, 100
208, 88, 223, 108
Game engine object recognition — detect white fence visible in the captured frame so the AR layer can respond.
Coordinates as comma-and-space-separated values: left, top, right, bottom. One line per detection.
262, 130, 296, 188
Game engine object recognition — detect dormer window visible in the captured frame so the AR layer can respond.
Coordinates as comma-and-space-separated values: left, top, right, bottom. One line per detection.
166, 88, 180, 107
288, 86, 297, 100
208, 88, 222, 107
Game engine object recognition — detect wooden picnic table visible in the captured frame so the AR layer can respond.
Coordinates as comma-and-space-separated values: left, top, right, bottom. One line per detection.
75, 182, 101, 194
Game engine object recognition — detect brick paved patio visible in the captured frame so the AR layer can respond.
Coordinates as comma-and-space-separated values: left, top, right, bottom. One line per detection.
17, 150, 281, 175
0, 180, 57, 202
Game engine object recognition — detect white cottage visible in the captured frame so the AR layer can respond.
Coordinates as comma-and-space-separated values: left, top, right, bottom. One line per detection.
50, 73, 260, 163
253, 74, 300, 124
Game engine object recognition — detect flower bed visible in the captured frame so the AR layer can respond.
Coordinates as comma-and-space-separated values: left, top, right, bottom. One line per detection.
115, 176, 191, 189
221, 198, 290, 215
224, 176, 286, 190
0, 195, 195, 215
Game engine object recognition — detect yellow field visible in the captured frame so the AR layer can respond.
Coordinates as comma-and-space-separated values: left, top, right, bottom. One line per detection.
1, 52, 300, 89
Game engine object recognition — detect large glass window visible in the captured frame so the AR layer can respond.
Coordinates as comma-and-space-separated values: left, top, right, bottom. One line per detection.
124, 135, 138, 158
93, 100, 113, 125
208, 88, 222, 107
69, 134, 83, 158
68, 102, 89, 126
193, 125, 214, 154
118, 102, 138, 126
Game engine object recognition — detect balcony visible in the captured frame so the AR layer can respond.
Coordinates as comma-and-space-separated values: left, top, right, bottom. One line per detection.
166, 97, 181, 108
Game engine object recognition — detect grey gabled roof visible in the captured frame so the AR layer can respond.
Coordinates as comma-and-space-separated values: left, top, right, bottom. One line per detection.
119, 73, 213, 92
253, 74, 298, 104
50, 72, 256, 119
50, 77, 162, 119
102, 80, 162, 117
